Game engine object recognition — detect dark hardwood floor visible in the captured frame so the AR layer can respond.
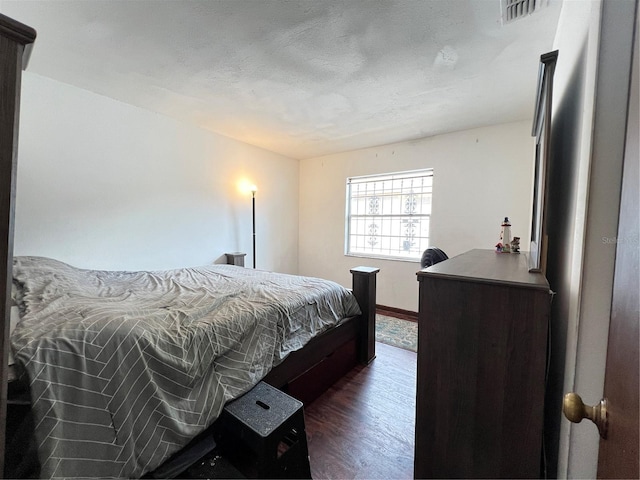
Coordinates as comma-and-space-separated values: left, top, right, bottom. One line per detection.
304, 341, 417, 479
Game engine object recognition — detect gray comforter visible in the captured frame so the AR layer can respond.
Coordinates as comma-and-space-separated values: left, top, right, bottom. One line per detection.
11, 256, 361, 478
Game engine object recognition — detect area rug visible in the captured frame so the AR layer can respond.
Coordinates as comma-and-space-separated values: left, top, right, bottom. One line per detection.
375, 314, 417, 352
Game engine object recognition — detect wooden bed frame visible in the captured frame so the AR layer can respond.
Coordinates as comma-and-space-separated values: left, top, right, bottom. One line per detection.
225, 252, 380, 404
257, 265, 379, 404
225, 252, 379, 406
147, 262, 379, 478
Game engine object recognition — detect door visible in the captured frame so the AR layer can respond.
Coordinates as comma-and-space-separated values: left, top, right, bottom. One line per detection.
597, 9, 639, 478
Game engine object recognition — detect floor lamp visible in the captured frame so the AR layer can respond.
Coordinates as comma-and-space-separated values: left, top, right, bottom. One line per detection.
250, 185, 257, 269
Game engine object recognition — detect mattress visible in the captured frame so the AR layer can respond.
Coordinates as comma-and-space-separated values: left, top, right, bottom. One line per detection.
11, 256, 361, 478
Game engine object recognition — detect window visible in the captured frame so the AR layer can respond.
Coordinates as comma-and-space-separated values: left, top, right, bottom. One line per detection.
345, 169, 433, 260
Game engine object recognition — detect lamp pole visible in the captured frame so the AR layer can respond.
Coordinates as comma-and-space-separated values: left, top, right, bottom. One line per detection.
251, 187, 256, 269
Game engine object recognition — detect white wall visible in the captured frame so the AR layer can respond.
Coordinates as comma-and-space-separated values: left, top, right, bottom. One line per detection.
299, 121, 535, 311
14, 73, 300, 273
547, 0, 637, 478
540, 1, 602, 476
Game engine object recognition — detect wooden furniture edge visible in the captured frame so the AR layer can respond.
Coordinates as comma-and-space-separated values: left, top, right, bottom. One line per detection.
416, 249, 550, 291
263, 318, 359, 396
350, 266, 379, 365
1, 14, 35, 476
417, 269, 551, 290
0, 14, 37, 44
0, 14, 36, 68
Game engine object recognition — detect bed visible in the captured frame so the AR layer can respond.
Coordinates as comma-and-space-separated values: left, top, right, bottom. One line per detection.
7, 255, 378, 479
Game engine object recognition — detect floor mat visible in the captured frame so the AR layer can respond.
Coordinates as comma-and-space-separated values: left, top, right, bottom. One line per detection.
375, 314, 417, 352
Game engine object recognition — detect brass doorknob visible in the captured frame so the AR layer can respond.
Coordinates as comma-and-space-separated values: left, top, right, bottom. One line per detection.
563, 392, 608, 439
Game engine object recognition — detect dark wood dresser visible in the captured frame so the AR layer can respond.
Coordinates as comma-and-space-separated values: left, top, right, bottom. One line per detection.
414, 249, 551, 479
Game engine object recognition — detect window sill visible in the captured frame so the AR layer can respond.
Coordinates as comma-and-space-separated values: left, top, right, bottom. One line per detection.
345, 253, 421, 263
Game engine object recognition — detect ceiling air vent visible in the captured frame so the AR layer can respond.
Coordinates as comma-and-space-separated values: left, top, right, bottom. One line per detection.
502, 0, 546, 23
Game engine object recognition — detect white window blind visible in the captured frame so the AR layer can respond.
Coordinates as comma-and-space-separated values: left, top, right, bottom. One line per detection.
345, 169, 433, 260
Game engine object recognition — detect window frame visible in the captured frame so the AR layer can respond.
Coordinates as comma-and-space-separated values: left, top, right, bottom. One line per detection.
345, 168, 433, 262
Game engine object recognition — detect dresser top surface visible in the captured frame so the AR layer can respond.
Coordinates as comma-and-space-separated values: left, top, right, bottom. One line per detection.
417, 249, 550, 290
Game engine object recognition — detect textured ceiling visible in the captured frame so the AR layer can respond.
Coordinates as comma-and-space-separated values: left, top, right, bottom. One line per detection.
1, 0, 562, 159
